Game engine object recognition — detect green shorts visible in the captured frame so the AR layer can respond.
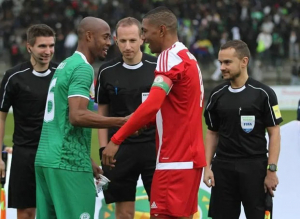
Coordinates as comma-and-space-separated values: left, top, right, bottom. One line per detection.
35, 166, 96, 219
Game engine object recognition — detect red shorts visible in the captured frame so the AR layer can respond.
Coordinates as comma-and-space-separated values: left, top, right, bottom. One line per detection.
150, 168, 203, 218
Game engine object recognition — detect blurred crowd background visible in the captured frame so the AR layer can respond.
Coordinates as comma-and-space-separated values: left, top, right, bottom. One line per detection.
0, 0, 300, 85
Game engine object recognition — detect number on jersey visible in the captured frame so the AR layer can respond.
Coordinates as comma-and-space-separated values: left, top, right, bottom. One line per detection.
44, 78, 57, 122
187, 52, 204, 107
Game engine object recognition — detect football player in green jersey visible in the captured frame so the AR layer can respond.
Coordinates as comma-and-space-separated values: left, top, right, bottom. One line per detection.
35, 17, 128, 219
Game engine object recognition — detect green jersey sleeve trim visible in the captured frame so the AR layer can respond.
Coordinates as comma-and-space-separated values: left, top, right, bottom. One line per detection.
68, 94, 90, 100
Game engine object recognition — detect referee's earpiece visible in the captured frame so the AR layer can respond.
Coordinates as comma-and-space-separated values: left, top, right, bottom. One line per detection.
115, 41, 118, 46
28, 48, 31, 53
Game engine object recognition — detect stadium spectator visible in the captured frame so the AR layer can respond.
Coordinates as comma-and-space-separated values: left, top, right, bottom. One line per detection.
1, 0, 300, 72
290, 59, 300, 85
0, 24, 57, 219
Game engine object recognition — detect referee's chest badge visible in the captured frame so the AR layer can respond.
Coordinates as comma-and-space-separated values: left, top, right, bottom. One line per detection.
241, 116, 255, 133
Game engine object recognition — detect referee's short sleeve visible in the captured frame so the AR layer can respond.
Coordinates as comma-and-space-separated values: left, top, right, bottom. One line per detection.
263, 87, 283, 127
204, 91, 220, 131
95, 65, 109, 104
68, 64, 94, 99
0, 71, 14, 112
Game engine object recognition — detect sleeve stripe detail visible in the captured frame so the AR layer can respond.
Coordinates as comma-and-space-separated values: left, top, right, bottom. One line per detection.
156, 44, 180, 72
68, 94, 89, 100
206, 85, 228, 128
144, 60, 157, 65
162, 50, 167, 72
165, 50, 169, 72
1, 68, 30, 108
248, 84, 276, 125
96, 62, 121, 103
159, 51, 165, 72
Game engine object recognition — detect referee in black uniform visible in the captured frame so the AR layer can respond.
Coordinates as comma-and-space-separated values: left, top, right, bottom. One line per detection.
203, 40, 282, 219
95, 17, 156, 218
0, 24, 57, 219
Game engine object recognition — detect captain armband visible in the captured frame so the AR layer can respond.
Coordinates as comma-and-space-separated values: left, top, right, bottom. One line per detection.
152, 75, 173, 94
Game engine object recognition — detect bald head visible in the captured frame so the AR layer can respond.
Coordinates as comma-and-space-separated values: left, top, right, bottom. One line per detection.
77, 17, 110, 40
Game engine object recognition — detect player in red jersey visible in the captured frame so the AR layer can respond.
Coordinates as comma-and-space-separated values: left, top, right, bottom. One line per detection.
102, 6, 206, 219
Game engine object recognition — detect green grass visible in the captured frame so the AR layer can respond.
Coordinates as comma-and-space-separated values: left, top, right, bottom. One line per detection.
3, 110, 297, 165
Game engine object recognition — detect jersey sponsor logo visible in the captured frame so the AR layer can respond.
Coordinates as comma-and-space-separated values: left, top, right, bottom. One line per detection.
151, 201, 158, 209
241, 115, 255, 133
79, 212, 90, 219
272, 105, 282, 119
152, 75, 173, 94
57, 62, 66, 69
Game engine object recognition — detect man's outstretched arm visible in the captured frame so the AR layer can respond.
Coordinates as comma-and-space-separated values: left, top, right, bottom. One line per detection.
69, 96, 126, 128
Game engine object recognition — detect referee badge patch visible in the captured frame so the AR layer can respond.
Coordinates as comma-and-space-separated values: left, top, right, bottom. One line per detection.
241, 116, 255, 133
272, 105, 282, 119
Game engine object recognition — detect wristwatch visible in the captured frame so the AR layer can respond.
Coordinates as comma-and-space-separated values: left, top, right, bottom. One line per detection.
267, 164, 278, 172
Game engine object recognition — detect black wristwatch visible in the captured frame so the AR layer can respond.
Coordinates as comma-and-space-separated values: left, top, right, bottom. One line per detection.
267, 164, 278, 172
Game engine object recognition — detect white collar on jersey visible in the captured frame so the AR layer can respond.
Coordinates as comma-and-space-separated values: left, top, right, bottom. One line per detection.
122, 61, 143, 69
228, 85, 246, 93
32, 69, 52, 77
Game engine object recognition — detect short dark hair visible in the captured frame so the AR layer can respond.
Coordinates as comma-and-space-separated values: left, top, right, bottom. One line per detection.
220, 40, 251, 60
116, 17, 142, 36
143, 6, 177, 33
27, 24, 55, 46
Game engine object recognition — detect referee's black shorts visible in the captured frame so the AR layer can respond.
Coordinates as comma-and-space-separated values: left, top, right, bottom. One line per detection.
102, 142, 156, 204
8, 145, 38, 209
208, 155, 268, 219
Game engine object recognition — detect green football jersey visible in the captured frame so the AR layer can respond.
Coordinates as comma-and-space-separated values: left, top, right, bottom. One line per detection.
35, 51, 95, 172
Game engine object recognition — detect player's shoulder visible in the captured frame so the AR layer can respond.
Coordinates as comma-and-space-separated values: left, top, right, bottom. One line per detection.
169, 42, 188, 54
67, 52, 92, 68
5, 61, 32, 76
246, 77, 275, 95
142, 53, 157, 64
156, 42, 187, 72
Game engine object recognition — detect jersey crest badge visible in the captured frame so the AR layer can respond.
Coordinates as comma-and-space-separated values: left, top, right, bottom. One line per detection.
79, 212, 90, 219
241, 115, 255, 133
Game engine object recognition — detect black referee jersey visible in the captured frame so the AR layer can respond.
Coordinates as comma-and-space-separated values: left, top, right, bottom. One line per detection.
204, 77, 283, 158
95, 53, 157, 144
0, 61, 57, 147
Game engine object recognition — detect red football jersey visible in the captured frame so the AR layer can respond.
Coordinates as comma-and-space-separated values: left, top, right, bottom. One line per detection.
153, 42, 206, 169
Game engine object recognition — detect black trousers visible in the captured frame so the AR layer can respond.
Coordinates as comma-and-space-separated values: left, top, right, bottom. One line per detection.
102, 142, 156, 204
208, 156, 268, 219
